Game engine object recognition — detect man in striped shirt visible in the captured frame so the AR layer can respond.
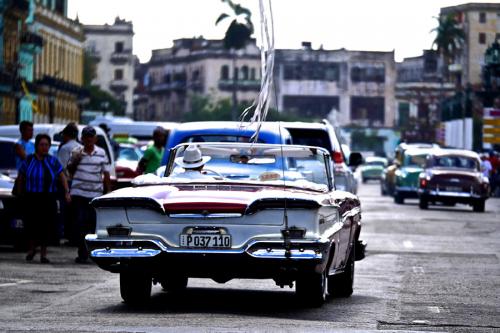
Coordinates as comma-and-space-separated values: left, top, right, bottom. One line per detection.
67, 126, 111, 263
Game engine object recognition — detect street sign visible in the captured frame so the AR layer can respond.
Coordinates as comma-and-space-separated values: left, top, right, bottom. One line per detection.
484, 118, 500, 126
483, 108, 500, 148
483, 136, 500, 144
483, 127, 500, 134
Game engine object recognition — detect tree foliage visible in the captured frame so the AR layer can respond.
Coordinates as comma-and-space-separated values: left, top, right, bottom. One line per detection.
431, 14, 465, 63
183, 94, 309, 122
216, 0, 254, 50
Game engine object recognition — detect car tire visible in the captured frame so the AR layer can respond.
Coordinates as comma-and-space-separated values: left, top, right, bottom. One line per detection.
328, 246, 354, 298
394, 193, 404, 204
419, 197, 428, 209
296, 270, 327, 307
381, 183, 387, 196
120, 271, 152, 304
362, 177, 367, 184
160, 276, 188, 293
473, 200, 485, 212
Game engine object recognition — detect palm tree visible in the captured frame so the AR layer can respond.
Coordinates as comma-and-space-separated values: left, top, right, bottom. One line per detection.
216, 0, 254, 120
431, 14, 465, 80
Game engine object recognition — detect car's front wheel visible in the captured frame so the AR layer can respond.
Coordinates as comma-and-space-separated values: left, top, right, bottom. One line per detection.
473, 199, 485, 212
296, 270, 327, 307
120, 271, 152, 304
160, 276, 188, 293
328, 246, 354, 297
419, 197, 428, 209
394, 192, 404, 204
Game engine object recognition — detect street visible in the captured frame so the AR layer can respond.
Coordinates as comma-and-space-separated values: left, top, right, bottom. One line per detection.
0, 182, 499, 333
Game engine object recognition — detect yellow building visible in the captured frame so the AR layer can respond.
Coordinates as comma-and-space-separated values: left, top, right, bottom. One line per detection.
32, 0, 84, 123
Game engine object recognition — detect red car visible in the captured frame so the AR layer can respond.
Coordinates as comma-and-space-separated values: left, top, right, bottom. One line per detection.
418, 149, 490, 212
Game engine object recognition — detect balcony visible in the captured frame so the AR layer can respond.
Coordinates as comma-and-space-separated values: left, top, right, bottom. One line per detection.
21, 31, 44, 49
218, 79, 260, 92
86, 49, 101, 62
149, 80, 187, 94
110, 79, 129, 93
110, 51, 132, 65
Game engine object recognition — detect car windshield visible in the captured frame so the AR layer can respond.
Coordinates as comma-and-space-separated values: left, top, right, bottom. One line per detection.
364, 158, 386, 167
434, 155, 479, 170
165, 143, 330, 192
403, 153, 428, 167
183, 135, 264, 143
118, 146, 143, 162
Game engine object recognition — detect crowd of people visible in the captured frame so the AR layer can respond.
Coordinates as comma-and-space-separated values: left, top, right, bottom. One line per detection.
481, 152, 500, 196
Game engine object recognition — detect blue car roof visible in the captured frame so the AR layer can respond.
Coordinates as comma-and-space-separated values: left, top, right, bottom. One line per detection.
161, 122, 291, 166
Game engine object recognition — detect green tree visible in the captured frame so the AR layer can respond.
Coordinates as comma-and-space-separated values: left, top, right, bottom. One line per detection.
216, 0, 255, 120
431, 14, 465, 80
183, 94, 309, 122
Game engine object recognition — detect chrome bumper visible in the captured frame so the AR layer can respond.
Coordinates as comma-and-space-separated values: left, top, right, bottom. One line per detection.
418, 189, 482, 198
85, 234, 327, 261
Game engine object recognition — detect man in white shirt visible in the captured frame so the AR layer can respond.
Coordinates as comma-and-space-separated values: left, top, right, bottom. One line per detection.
67, 126, 111, 263
57, 123, 82, 176
171, 145, 214, 180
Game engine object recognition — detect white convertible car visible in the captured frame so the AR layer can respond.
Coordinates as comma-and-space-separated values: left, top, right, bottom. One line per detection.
86, 143, 365, 306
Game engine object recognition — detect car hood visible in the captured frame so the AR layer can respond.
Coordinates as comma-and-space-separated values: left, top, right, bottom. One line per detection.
91, 183, 337, 215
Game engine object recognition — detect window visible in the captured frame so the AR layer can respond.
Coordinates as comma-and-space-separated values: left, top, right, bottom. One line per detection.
250, 68, 256, 80
351, 66, 385, 83
479, 12, 486, 23
233, 67, 239, 80
220, 65, 229, 80
283, 62, 340, 81
496, 33, 500, 42
115, 42, 124, 53
479, 32, 486, 44
114, 69, 123, 80
241, 66, 249, 80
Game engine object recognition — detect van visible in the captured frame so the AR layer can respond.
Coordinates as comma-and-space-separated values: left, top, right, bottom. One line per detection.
89, 117, 177, 142
0, 124, 116, 179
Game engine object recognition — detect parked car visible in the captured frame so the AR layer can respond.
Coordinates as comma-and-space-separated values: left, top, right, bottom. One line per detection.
0, 137, 18, 179
86, 142, 366, 306
115, 144, 144, 188
281, 120, 360, 194
159, 121, 292, 167
418, 149, 490, 212
0, 174, 24, 247
393, 148, 438, 204
360, 157, 388, 183
0, 124, 116, 180
381, 143, 440, 196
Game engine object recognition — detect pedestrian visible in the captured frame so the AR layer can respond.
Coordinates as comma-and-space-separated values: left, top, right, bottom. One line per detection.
67, 126, 111, 264
137, 127, 166, 174
56, 122, 82, 245
480, 153, 492, 178
14, 121, 34, 170
16, 133, 71, 263
98, 123, 120, 161
57, 122, 82, 175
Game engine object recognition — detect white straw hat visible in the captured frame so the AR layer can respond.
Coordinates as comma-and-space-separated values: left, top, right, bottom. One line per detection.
175, 145, 211, 169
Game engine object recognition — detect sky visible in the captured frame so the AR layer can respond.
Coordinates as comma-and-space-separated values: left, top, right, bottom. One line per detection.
68, 0, 500, 63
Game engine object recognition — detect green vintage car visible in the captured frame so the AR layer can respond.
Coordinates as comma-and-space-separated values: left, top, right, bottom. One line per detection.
394, 149, 436, 204
360, 157, 388, 183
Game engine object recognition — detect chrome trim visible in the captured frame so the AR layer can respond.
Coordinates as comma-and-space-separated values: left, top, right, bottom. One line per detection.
91, 248, 161, 258
169, 213, 242, 219
86, 234, 328, 258
428, 190, 480, 198
395, 186, 417, 192
248, 249, 322, 259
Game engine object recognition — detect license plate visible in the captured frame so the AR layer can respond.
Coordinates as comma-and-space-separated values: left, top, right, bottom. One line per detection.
180, 234, 231, 248
446, 186, 462, 192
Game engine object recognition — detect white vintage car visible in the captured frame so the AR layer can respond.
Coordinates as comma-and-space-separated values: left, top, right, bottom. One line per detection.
86, 143, 365, 306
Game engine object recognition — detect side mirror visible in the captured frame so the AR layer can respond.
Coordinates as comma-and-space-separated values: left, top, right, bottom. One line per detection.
348, 152, 363, 167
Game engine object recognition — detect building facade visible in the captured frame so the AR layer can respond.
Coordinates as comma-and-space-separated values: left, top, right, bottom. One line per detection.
396, 49, 455, 142
441, 3, 500, 87
141, 37, 261, 121
273, 44, 396, 128
0, 0, 44, 124
84, 17, 136, 116
31, 0, 84, 124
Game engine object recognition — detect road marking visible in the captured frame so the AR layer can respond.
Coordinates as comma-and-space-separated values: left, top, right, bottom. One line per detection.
412, 266, 425, 274
403, 240, 414, 248
412, 320, 430, 325
0, 279, 32, 288
428, 306, 441, 313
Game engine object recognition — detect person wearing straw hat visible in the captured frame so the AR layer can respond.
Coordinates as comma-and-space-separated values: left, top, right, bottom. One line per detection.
172, 145, 213, 180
